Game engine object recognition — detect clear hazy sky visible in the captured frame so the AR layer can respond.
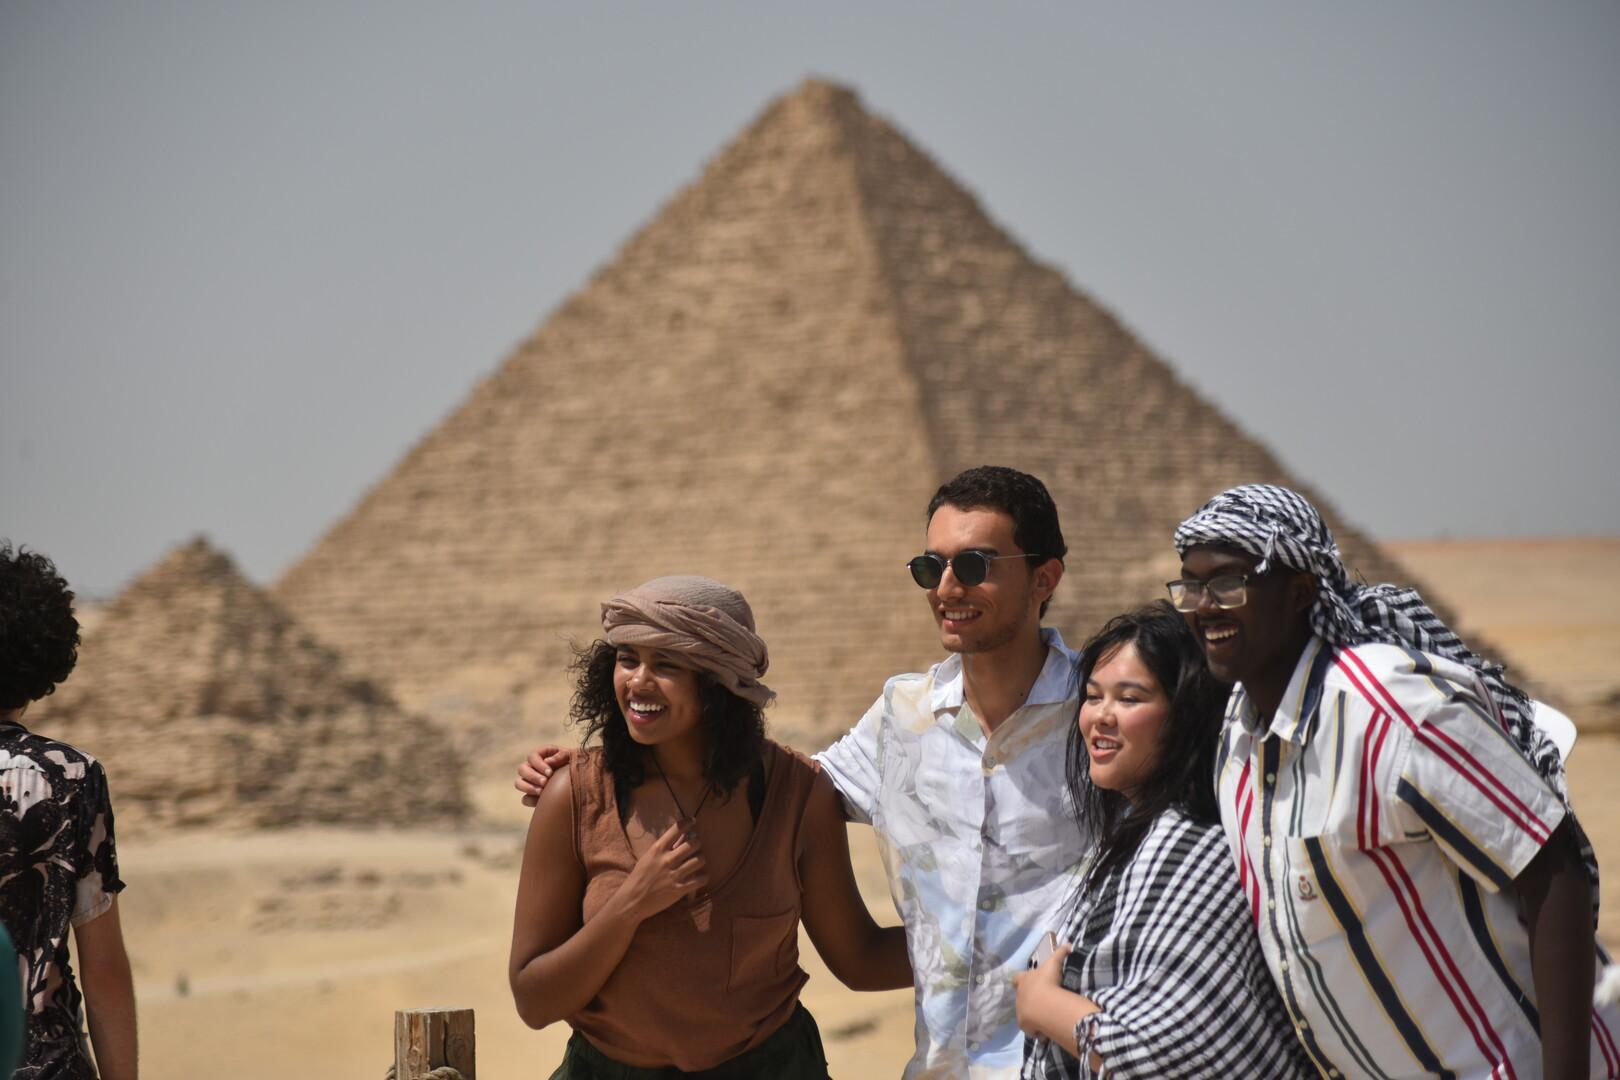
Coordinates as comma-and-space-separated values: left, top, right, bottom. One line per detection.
3, 2, 1617, 597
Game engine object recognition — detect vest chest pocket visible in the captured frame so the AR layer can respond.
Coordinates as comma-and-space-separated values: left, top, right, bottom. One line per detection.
728, 909, 798, 991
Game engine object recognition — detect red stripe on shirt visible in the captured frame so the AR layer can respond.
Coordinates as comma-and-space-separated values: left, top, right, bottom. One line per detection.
1593, 1008, 1619, 1077
1365, 844, 1514, 1078
1339, 649, 1551, 840
1362, 710, 1393, 851
1384, 847, 1517, 1074
1334, 653, 1550, 845
1234, 760, 1261, 924
1357, 715, 1372, 850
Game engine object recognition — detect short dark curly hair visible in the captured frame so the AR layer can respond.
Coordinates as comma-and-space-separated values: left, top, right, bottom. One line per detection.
568, 639, 766, 800
0, 542, 81, 711
927, 466, 1067, 616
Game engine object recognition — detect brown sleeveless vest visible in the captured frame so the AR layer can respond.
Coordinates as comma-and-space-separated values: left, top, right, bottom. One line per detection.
566, 740, 816, 1070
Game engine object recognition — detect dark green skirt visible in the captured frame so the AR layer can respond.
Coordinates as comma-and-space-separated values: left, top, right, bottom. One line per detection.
549, 1003, 830, 1080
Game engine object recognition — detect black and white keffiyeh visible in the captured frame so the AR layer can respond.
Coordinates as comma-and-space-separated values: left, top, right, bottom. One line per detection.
1174, 483, 1599, 917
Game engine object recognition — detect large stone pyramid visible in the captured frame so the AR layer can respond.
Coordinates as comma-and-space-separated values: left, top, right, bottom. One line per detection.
272, 79, 1417, 742
41, 538, 468, 830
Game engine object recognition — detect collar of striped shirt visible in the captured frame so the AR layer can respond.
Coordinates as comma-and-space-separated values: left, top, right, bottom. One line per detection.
1232, 635, 1337, 746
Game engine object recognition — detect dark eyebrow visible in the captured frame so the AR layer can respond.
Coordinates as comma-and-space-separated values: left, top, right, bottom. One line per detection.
1085, 677, 1157, 694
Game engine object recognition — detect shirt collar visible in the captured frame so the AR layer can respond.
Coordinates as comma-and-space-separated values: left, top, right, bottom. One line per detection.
928, 626, 1078, 714
1234, 633, 1335, 745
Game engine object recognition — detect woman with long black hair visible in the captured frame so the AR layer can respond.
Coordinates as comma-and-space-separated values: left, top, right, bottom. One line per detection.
1014, 602, 1311, 1079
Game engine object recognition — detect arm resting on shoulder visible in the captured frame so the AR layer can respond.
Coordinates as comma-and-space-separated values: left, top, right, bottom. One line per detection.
1515, 815, 1592, 1080
515, 745, 573, 807
73, 896, 137, 1080
798, 771, 911, 991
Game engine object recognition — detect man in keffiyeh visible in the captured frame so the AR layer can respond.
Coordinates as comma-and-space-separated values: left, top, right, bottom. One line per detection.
1173, 484, 1619, 1078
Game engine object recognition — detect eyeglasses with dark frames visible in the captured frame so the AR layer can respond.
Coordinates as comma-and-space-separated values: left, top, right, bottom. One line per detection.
906, 550, 1042, 589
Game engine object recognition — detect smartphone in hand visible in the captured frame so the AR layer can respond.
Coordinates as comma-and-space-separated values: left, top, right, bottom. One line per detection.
1030, 930, 1058, 968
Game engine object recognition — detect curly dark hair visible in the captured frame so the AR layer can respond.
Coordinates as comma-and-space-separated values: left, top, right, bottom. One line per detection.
927, 466, 1067, 616
568, 639, 766, 799
0, 542, 82, 711
1065, 601, 1229, 886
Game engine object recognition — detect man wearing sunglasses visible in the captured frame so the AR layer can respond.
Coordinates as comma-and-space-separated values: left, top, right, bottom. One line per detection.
517, 466, 1082, 1078
815, 465, 1084, 1080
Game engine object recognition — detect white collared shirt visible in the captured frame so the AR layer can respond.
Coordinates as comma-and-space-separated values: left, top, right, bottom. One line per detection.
818, 629, 1088, 1080
1216, 635, 1620, 1078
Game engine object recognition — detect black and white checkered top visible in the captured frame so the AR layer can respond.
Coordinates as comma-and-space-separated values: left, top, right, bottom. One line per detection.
1020, 807, 1314, 1079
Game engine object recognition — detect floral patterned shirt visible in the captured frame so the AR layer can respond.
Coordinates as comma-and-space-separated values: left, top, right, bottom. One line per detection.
818, 629, 1088, 1079
0, 721, 124, 1079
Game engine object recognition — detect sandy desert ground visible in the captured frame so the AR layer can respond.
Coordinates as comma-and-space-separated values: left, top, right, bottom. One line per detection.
108, 538, 1620, 1078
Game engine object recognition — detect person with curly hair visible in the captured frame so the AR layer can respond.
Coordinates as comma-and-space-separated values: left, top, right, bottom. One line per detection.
508, 575, 909, 1078
0, 542, 137, 1079
520, 467, 1088, 1078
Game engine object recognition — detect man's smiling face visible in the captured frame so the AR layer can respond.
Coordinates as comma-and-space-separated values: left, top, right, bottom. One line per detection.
1178, 543, 1315, 695
923, 505, 1054, 656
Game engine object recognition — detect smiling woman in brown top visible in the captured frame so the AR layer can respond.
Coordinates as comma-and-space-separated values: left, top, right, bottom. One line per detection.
509, 575, 911, 1078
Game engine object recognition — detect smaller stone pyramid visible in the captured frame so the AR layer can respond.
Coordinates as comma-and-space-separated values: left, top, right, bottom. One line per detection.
40, 537, 468, 831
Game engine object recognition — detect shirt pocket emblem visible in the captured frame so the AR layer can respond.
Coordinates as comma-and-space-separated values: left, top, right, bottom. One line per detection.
1296, 873, 1318, 902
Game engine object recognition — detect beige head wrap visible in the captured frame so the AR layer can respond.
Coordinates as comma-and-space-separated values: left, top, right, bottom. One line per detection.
601, 575, 775, 707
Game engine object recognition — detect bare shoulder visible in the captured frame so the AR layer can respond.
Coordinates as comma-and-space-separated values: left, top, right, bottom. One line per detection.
527, 760, 576, 832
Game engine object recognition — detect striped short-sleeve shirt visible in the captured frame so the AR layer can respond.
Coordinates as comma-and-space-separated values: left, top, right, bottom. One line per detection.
1216, 636, 1620, 1078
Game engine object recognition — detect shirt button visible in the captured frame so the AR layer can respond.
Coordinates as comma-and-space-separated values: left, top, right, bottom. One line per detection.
1328, 1072, 1339, 1078
1265, 772, 1276, 783
1297, 1020, 1309, 1032
1262, 836, 1272, 847
1280, 961, 1290, 972
1267, 899, 1276, 910
984, 755, 998, 768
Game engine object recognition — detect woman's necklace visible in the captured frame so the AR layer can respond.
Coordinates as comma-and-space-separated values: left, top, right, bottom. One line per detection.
651, 759, 712, 838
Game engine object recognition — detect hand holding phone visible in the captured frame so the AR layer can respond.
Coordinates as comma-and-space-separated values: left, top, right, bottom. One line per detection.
1030, 930, 1058, 968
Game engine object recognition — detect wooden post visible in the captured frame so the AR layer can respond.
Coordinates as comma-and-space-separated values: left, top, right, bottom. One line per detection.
394, 1007, 476, 1079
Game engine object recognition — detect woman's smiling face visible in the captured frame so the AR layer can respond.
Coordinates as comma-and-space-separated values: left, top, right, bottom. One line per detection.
612, 644, 703, 748
1080, 641, 1170, 801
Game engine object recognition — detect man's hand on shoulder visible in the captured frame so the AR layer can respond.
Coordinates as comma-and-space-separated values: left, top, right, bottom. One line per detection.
516, 745, 573, 807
